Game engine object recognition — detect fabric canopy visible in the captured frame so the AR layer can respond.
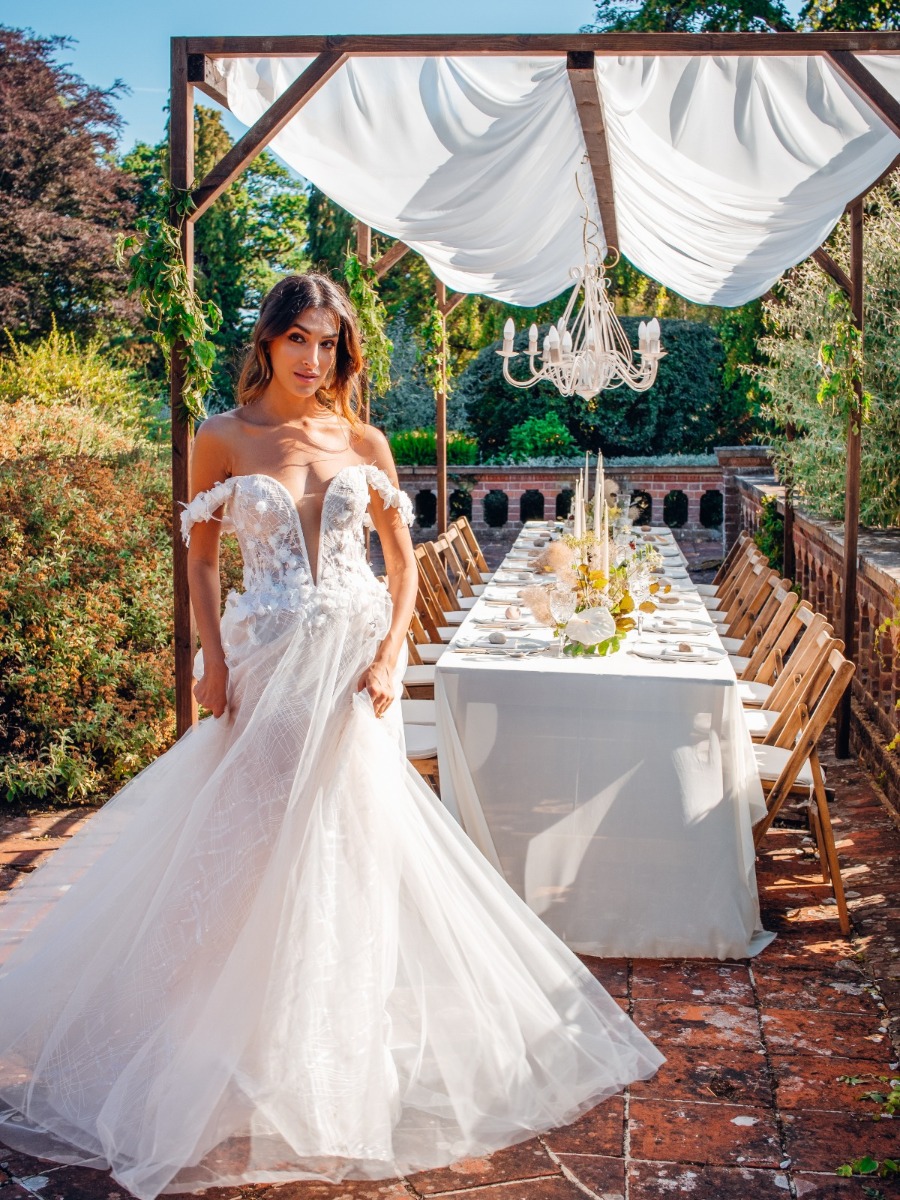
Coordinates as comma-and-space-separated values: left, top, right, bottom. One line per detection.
218, 53, 900, 307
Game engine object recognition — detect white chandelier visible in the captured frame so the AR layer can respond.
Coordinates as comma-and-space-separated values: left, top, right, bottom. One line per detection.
498, 200, 665, 401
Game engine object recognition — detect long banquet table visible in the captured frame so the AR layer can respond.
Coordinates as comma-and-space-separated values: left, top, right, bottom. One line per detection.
434, 522, 774, 960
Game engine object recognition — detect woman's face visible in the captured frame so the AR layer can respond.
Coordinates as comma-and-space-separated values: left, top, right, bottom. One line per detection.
266, 306, 341, 400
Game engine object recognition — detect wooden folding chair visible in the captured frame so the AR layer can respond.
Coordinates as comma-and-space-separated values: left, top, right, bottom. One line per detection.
744, 626, 841, 744
695, 531, 754, 596
453, 516, 492, 581
444, 524, 488, 594
752, 645, 855, 932
699, 537, 763, 608
720, 580, 798, 664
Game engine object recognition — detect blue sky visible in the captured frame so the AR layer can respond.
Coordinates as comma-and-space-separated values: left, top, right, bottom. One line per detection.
15, 1, 600, 152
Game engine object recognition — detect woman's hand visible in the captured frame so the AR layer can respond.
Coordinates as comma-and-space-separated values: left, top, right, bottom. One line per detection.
357, 657, 395, 719
194, 658, 230, 719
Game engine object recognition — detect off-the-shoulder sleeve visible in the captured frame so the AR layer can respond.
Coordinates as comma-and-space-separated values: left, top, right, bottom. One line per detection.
180, 479, 235, 546
361, 465, 414, 528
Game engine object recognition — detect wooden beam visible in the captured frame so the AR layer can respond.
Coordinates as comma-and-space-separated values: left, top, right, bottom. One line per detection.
186, 31, 900, 58
812, 247, 852, 298
438, 290, 467, 317
187, 53, 229, 109
435, 281, 449, 535
827, 50, 900, 140
846, 150, 900, 211
373, 240, 409, 280
190, 51, 348, 220
170, 39, 198, 737
835, 198, 864, 759
567, 50, 618, 253
356, 220, 372, 266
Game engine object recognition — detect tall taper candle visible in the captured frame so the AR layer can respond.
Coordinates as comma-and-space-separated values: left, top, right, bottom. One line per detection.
601, 500, 610, 581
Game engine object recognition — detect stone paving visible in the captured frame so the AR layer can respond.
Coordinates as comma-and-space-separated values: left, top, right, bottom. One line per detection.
1, 731, 899, 1200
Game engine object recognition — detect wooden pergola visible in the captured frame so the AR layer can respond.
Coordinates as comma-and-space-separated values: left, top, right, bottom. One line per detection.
169, 31, 900, 750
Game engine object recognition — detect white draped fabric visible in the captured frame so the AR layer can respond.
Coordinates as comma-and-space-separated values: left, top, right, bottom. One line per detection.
218, 52, 900, 306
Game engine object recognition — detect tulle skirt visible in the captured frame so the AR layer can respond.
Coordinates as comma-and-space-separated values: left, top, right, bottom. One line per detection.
0, 603, 663, 1199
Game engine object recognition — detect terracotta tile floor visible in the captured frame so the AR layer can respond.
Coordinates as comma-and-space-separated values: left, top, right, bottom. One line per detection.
1, 732, 899, 1199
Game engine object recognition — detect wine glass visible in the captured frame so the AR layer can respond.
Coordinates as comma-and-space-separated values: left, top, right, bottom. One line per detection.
630, 562, 651, 636
549, 587, 577, 658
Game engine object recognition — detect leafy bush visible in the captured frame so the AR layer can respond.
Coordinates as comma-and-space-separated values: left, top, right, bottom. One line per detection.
753, 495, 784, 574
455, 319, 750, 459
752, 177, 900, 527
0, 451, 177, 807
369, 315, 469, 433
388, 427, 479, 466
0, 322, 161, 435
506, 412, 578, 460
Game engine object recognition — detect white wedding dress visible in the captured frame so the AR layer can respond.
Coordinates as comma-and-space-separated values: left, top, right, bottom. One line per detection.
0, 463, 662, 1199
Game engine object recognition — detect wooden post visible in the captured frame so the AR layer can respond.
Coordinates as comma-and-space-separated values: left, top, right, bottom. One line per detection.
782, 423, 796, 581
170, 39, 198, 738
835, 199, 864, 759
435, 280, 449, 534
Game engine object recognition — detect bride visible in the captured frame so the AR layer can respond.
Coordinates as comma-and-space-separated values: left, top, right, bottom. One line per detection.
0, 273, 662, 1199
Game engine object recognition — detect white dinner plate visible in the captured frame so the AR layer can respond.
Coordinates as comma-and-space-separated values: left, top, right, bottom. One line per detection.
630, 642, 726, 664
453, 636, 547, 657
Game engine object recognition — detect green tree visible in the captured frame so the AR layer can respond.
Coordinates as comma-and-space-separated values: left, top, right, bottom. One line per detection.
799, 0, 899, 28
583, 0, 792, 31
0, 27, 137, 341
122, 107, 309, 409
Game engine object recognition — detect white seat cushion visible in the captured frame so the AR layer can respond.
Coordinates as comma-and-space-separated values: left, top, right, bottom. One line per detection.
416, 643, 448, 663
480, 570, 493, 583
738, 680, 773, 707
458, 595, 478, 609
471, 584, 487, 595
443, 610, 466, 625
703, 596, 724, 610
695, 583, 720, 596
401, 699, 436, 724
403, 664, 435, 687
754, 742, 814, 788
720, 636, 743, 653
405, 724, 438, 759
743, 708, 780, 737
729, 654, 750, 673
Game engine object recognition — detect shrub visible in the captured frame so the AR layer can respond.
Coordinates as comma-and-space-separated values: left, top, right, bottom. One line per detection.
753, 177, 900, 527
0, 323, 162, 437
0, 451, 177, 807
388, 427, 479, 466
506, 412, 577, 460
753, 495, 784, 575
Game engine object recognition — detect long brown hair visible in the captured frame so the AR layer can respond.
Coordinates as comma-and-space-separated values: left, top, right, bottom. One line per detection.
236, 273, 364, 426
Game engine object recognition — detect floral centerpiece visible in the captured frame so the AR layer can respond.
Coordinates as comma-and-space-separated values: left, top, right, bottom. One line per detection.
526, 533, 667, 657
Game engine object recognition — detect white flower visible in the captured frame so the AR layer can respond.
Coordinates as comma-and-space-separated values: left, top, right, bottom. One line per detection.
565, 606, 616, 646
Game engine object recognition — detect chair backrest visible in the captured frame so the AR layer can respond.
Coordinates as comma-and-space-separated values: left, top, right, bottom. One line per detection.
421, 541, 462, 611
717, 544, 766, 615
453, 516, 489, 573
713, 530, 752, 587
445, 524, 483, 590
739, 590, 806, 681
763, 630, 842, 746
436, 531, 476, 598
724, 565, 781, 639
756, 646, 855, 836
734, 579, 796, 658
761, 608, 833, 703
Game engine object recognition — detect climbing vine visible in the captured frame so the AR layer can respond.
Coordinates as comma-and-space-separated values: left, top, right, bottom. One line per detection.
342, 251, 393, 399
419, 294, 446, 394
115, 186, 222, 423
816, 290, 871, 433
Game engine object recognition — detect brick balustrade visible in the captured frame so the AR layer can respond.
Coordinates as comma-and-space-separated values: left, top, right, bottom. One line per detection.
395, 447, 772, 537
737, 474, 900, 814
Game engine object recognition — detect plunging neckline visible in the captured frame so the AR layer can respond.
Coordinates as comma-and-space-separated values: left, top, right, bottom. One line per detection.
228, 463, 363, 587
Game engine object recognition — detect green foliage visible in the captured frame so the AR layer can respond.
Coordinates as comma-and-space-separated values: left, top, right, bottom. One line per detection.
753, 495, 784, 575
0, 447, 177, 808
388, 428, 478, 466
458, 318, 746, 459
0, 322, 160, 436
507, 413, 578, 461
752, 177, 900, 527
836, 1156, 899, 1179
717, 299, 770, 442
343, 250, 393, 398
121, 107, 309, 411
115, 187, 222, 423
584, 0, 792, 32
306, 184, 355, 274
799, 0, 899, 28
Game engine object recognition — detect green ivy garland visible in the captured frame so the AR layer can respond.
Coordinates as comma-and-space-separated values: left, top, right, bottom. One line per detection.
419, 294, 446, 395
115, 187, 222, 423
816, 290, 871, 434
342, 251, 393, 400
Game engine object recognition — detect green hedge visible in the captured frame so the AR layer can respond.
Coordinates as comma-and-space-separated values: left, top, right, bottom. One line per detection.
388, 427, 479, 465
455, 319, 748, 459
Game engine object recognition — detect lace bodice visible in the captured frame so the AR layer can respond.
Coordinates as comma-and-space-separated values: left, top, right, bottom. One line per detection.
180, 463, 414, 657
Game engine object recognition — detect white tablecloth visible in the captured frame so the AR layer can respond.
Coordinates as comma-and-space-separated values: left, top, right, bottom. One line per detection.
435, 526, 774, 960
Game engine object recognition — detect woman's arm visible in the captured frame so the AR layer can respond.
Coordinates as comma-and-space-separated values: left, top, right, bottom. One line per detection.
357, 427, 418, 719
187, 419, 232, 718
